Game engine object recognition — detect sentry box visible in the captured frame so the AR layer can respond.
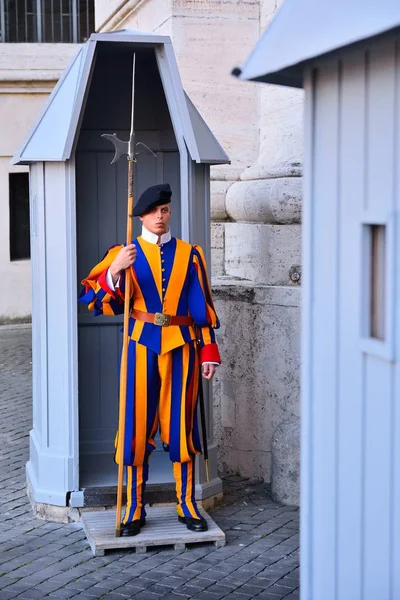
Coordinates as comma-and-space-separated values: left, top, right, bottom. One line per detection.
13, 30, 229, 515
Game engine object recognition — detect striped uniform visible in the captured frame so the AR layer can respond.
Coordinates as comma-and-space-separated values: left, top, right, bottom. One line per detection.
80, 235, 221, 522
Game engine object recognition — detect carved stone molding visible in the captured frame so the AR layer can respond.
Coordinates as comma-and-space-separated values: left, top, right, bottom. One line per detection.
225, 177, 302, 225
240, 161, 302, 181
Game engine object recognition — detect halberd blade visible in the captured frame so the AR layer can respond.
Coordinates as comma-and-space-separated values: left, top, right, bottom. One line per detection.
136, 141, 157, 159
101, 133, 130, 164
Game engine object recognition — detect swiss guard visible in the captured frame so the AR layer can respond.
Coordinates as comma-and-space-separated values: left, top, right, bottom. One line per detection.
79, 183, 221, 536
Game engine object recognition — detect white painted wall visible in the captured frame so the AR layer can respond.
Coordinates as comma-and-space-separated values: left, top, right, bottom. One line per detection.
97, 0, 173, 36
0, 160, 30, 318
302, 39, 400, 599
0, 44, 79, 319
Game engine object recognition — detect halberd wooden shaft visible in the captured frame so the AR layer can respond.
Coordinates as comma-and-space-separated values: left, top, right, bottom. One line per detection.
100, 53, 156, 536
115, 160, 134, 537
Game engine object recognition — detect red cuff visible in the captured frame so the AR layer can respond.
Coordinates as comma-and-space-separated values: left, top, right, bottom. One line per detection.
200, 343, 221, 364
97, 270, 116, 298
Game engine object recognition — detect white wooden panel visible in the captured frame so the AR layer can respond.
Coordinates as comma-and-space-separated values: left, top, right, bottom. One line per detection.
393, 306, 400, 597
359, 42, 397, 367
300, 68, 315, 600
44, 163, 70, 452
29, 163, 43, 437
27, 161, 77, 504
38, 162, 49, 448
363, 356, 392, 599
393, 356, 400, 598
362, 42, 397, 599
65, 158, 79, 493
365, 42, 396, 217
310, 62, 340, 599
336, 52, 365, 600
390, 39, 400, 599
303, 39, 400, 600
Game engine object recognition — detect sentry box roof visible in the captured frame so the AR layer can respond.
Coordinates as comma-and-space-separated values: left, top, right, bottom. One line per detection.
12, 29, 229, 166
234, 0, 400, 88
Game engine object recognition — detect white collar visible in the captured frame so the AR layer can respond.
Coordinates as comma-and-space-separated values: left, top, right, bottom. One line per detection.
141, 225, 172, 245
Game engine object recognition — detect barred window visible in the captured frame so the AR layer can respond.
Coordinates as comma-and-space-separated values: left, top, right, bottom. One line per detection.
9, 173, 30, 261
0, 0, 94, 43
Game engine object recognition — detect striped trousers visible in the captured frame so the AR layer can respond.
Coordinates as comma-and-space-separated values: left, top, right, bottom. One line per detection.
118, 340, 203, 524
123, 455, 202, 523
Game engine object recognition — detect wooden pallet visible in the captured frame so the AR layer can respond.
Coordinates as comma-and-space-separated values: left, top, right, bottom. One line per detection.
81, 505, 226, 556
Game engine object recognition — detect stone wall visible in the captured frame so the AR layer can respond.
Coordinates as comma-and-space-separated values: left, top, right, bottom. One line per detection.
209, 1, 303, 503
212, 283, 300, 483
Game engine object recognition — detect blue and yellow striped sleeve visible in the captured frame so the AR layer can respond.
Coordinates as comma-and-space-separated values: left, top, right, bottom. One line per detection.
78, 245, 131, 316
188, 245, 221, 364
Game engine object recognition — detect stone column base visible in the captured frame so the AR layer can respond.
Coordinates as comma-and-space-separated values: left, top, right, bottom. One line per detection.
271, 415, 300, 506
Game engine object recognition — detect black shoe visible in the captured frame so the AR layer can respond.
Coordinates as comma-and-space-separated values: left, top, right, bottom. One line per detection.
178, 515, 208, 532
121, 518, 146, 536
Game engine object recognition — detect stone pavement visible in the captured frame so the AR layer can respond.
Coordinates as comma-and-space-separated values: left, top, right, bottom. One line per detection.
0, 325, 299, 600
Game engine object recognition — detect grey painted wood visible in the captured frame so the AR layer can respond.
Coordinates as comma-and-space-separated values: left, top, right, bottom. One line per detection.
393, 42, 400, 600
80, 452, 175, 487
46, 163, 73, 452
310, 61, 340, 600
184, 94, 229, 164
76, 136, 181, 485
81, 505, 225, 556
365, 44, 395, 217
336, 51, 365, 600
162, 152, 181, 236
91, 31, 169, 45
364, 357, 392, 599
361, 42, 396, 600
29, 163, 45, 442
300, 68, 314, 600
303, 38, 400, 600
26, 162, 79, 504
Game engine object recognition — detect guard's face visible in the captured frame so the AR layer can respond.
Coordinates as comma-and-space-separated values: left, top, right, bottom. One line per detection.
140, 204, 171, 235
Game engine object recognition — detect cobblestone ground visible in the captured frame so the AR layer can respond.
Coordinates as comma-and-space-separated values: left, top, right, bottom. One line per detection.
0, 325, 299, 600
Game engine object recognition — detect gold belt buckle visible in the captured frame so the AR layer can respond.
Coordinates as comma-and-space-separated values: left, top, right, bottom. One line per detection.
154, 312, 171, 327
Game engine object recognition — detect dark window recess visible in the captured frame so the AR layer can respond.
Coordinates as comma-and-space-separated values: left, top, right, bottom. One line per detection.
1, 0, 94, 43
9, 173, 30, 261
369, 224, 386, 341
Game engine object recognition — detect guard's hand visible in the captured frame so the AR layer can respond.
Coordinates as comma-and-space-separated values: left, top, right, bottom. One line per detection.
110, 244, 137, 279
202, 363, 217, 381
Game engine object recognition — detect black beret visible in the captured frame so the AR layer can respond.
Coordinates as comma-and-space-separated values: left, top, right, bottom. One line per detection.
133, 183, 172, 217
